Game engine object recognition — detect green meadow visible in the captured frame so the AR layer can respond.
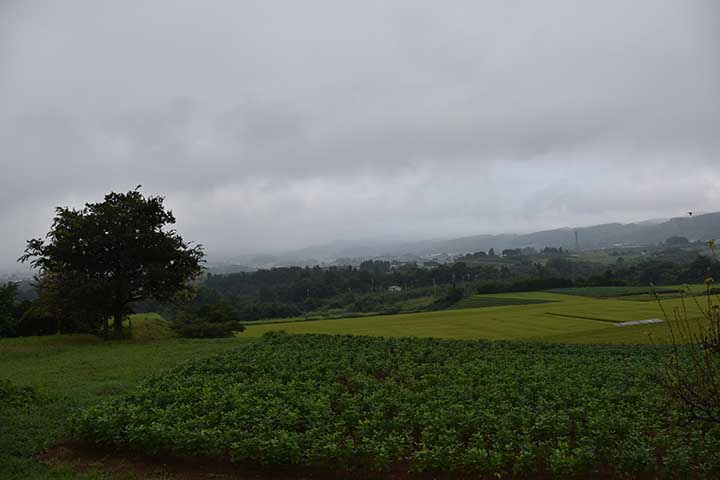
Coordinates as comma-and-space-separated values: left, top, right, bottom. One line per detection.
242, 289, 708, 344
0, 317, 253, 480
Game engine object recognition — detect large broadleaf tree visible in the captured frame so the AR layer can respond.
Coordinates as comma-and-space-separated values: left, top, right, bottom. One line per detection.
20, 188, 204, 338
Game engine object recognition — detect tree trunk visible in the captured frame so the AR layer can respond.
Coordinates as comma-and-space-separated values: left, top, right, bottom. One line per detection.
113, 309, 124, 339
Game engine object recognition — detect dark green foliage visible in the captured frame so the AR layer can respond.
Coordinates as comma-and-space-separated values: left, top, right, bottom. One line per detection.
20, 189, 204, 338
358, 259, 391, 275
236, 301, 303, 321
12, 308, 58, 337
204, 262, 472, 304
190, 246, 719, 322
172, 301, 245, 338
451, 296, 554, 309
477, 277, 575, 294
548, 286, 679, 298
21, 273, 106, 336
77, 333, 720, 476
0, 379, 39, 407
682, 255, 720, 283
431, 287, 464, 309
0, 283, 20, 337
0, 284, 45, 338
543, 312, 616, 323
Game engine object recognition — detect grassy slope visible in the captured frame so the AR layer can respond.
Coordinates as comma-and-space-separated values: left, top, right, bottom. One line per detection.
243, 291, 707, 343
0, 319, 253, 480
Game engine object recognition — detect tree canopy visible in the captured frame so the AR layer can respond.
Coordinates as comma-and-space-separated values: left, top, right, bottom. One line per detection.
20, 189, 204, 338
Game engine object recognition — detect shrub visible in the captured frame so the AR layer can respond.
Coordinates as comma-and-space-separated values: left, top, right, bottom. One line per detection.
431, 287, 464, 309
171, 301, 245, 338
657, 241, 720, 424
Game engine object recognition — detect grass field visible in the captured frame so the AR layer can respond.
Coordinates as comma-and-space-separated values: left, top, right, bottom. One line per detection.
2, 286, 716, 478
0, 322, 253, 480
242, 290, 709, 344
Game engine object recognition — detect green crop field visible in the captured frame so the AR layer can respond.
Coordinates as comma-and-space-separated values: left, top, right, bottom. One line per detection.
243, 290, 709, 344
2, 286, 718, 478
74, 333, 720, 477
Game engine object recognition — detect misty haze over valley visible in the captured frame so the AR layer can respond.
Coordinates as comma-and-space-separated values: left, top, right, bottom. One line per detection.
1, 0, 719, 274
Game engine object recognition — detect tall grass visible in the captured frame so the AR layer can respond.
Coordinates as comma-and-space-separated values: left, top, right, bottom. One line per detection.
655, 240, 720, 424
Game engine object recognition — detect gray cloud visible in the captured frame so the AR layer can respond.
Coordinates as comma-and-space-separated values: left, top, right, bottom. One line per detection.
1, 0, 719, 270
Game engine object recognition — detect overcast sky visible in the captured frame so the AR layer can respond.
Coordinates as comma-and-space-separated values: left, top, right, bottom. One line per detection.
1, 0, 719, 270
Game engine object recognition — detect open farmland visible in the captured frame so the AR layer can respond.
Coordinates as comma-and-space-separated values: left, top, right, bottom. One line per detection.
0, 328, 254, 480
243, 288, 709, 344
2, 287, 718, 478
75, 332, 720, 477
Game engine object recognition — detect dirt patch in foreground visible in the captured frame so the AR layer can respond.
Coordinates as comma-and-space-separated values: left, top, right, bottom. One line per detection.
41, 443, 327, 480
41, 442, 628, 480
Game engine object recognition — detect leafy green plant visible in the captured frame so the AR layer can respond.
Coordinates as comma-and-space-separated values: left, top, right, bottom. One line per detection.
0, 379, 40, 407
76, 332, 720, 476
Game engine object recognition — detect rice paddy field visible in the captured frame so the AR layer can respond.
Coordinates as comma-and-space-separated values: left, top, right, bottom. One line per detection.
242, 286, 710, 344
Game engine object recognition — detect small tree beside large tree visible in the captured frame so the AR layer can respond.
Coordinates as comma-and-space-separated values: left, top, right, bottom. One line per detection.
20, 188, 204, 339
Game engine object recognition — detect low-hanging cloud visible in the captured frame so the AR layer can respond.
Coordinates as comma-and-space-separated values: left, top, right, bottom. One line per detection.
1, 0, 719, 270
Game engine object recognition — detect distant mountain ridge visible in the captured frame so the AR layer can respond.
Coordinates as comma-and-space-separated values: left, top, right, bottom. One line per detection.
222, 212, 720, 268
391, 212, 720, 256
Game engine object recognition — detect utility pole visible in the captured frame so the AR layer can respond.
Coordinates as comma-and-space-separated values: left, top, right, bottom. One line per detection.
574, 230, 580, 252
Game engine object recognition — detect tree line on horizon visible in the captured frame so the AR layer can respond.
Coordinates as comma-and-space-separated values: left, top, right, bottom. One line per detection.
1, 188, 719, 339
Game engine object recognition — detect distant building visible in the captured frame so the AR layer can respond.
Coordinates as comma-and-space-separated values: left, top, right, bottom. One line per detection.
388, 285, 403, 292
